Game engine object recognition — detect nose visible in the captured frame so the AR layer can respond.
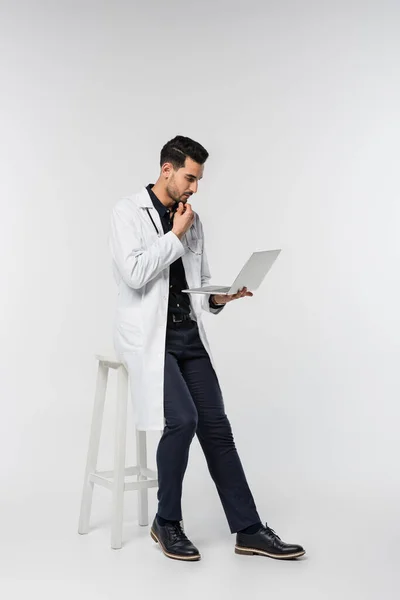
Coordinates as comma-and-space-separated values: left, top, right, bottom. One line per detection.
189, 181, 198, 194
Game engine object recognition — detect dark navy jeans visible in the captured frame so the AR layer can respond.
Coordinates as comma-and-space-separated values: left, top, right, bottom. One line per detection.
156, 318, 261, 533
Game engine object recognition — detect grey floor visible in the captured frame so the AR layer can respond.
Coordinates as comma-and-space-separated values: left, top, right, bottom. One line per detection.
0, 482, 397, 600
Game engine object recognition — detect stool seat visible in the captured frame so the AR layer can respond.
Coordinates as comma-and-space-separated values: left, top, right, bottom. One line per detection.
94, 354, 122, 369
78, 353, 159, 549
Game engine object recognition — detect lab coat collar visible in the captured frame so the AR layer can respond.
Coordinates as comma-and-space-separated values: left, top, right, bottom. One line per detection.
136, 186, 154, 209
145, 183, 169, 217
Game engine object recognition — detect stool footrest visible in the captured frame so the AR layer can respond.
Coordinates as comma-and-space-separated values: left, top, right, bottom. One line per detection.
88, 472, 158, 492
140, 468, 157, 479
88, 466, 158, 492
124, 479, 158, 491
95, 466, 157, 479
89, 473, 112, 490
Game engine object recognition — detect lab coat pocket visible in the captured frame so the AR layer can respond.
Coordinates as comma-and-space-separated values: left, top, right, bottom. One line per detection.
116, 321, 143, 352
183, 227, 203, 256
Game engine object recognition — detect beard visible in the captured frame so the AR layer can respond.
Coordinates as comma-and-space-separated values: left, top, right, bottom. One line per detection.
166, 180, 185, 205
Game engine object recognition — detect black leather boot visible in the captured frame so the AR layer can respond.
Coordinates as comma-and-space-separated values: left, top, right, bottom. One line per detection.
235, 522, 306, 559
150, 517, 201, 561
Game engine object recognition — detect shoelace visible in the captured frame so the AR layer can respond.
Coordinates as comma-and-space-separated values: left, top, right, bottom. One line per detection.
168, 522, 188, 543
264, 523, 281, 540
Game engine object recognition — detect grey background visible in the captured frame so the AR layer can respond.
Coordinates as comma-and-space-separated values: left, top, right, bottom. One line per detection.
0, 0, 399, 597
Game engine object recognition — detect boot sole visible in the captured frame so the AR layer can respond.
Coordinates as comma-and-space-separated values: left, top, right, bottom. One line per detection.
150, 529, 201, 561
235, 545, 305, 559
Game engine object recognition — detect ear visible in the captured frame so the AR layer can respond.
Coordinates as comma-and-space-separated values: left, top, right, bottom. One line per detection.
161, 162, 173, 179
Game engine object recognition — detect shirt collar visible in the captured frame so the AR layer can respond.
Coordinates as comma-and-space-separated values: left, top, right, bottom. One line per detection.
146, 183, 170, 218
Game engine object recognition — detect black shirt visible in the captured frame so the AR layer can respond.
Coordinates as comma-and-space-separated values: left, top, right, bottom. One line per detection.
146, 184, 192, 319
146, 184, 221, 318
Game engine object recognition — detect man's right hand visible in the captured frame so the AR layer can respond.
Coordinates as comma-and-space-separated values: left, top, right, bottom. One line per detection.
172, 202, 195, 239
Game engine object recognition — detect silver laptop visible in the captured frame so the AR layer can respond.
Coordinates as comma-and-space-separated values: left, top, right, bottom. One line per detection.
182, 249, 281, 295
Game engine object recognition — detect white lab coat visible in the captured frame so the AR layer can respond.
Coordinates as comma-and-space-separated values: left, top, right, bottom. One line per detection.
109, 186, 224, 431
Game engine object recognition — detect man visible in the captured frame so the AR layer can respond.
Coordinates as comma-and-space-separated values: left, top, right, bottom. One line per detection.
109, 135, 305, 562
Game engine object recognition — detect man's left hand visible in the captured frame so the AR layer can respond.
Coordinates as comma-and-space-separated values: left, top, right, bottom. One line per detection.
212, 287, 253, 305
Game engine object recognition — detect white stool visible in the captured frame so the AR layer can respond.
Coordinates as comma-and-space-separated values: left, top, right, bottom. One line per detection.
78, 354, 158, 549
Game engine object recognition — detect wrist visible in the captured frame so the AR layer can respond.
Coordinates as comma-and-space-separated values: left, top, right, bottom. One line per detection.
211, 295, 226, 306
172, 229, 184, 240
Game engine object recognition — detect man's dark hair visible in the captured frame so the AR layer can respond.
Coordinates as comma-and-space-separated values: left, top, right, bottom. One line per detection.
160, 135, 209, 170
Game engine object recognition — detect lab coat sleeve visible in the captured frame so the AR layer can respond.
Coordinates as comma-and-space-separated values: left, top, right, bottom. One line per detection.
198, 218, 225, 315
110, 202, 185, 289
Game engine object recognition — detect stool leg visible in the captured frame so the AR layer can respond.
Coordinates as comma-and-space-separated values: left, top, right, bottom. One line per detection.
111, 364, 128, 549
136, 429, 149, 526
78, 361, 109, 535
